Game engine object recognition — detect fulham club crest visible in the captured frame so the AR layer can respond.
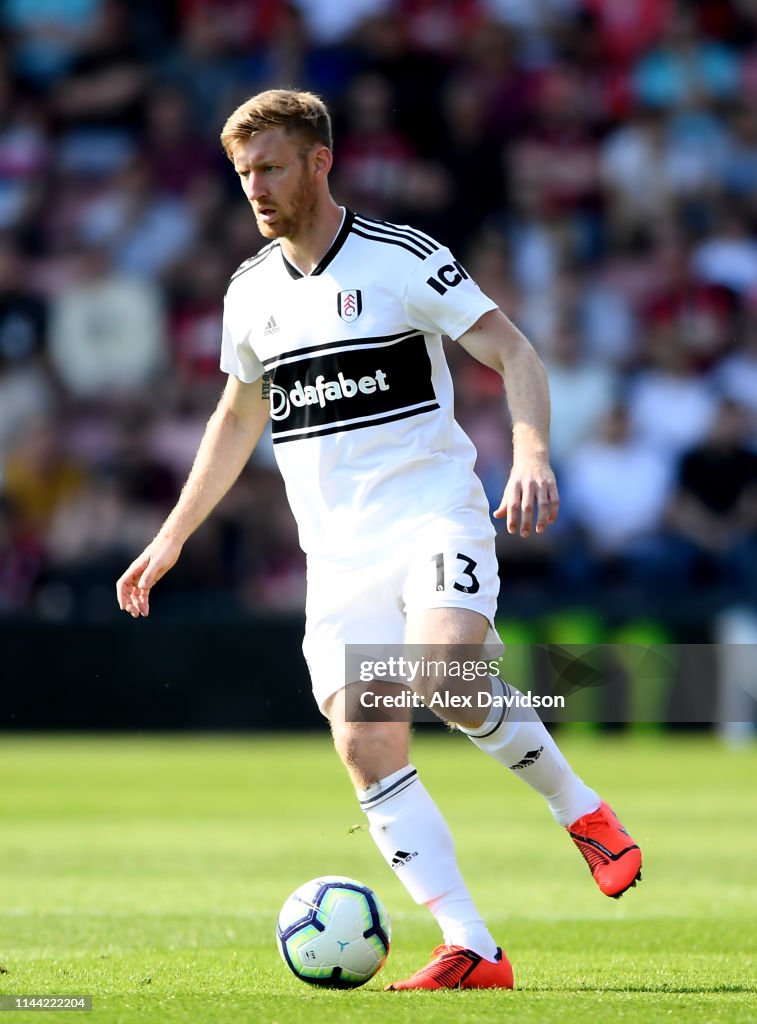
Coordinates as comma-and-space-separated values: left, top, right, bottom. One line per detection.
337, 289, 363, 323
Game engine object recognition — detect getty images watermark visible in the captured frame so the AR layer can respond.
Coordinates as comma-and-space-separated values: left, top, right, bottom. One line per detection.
355, 655, 562, 713
343, 644, 564, 723
342, 642, 757, 724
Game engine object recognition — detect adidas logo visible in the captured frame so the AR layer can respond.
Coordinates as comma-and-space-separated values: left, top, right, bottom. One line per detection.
509, 746, 544, 771
263, 315, 279, 336
391, 849, 418, 869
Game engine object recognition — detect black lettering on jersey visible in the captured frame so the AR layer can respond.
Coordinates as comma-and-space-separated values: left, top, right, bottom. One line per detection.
426, 260, 470, 295
269, 334, 439, 443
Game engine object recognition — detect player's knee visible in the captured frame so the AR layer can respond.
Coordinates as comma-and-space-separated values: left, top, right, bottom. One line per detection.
329, 720, 363, 772
329, 718, 409, 784
411, 665, 487, 730
412, 655, 456, 707
329, 719, 375, 768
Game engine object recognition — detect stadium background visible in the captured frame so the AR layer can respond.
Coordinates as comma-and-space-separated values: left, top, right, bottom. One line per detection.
1, 0, 756, 732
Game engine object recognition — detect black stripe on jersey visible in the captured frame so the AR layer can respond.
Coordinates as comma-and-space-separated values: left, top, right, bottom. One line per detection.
351, 225, 430, 260
268, 331, 437, 443
280, 210, 356, 279
352, 215, 440, 254
272, 402, 440, 444
313, 209, 354, 275
261, 329, 423, 370
228, 242, 278, 284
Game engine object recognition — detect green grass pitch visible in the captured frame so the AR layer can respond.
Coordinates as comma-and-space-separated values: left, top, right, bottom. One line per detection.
1, 731, 755, 1023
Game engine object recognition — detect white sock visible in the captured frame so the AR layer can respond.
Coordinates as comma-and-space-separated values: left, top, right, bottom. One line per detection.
357, 764, 498, 960
461, 678, 600, 827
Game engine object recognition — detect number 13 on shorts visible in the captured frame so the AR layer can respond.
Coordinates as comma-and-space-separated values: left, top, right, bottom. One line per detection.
431, 552, 480, 594
400, 518, 500, 625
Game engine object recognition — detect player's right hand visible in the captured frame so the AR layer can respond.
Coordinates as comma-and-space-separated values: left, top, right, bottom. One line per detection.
116, 534, 182, 618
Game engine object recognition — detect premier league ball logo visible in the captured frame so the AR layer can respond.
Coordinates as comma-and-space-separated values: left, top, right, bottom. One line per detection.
337, 289, 363, 323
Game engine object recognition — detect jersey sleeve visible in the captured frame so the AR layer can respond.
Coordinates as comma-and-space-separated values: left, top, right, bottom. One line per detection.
219, 288, 265, 383
403, 245, 498, 340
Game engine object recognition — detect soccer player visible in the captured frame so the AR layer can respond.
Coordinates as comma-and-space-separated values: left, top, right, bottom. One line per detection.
116, 89, 642, 991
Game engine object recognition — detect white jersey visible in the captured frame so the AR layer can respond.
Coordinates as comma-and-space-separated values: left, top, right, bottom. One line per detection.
221, 210, 498, 561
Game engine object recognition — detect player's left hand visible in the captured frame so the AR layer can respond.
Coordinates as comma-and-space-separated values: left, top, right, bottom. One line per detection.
494, 460, 559, 537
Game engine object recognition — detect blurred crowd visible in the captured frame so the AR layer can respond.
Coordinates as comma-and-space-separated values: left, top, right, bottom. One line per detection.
1, 0, 756, 621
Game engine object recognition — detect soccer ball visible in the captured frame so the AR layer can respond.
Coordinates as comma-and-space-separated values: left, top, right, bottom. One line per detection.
276, 876, 391, 988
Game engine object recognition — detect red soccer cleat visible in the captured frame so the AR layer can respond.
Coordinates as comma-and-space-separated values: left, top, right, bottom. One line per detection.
385, 944, 514, 991
568, 800, 642, 898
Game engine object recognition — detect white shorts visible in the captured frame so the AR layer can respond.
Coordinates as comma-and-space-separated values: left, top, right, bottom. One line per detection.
302, 512, 501, 713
